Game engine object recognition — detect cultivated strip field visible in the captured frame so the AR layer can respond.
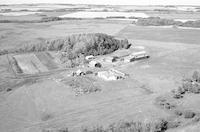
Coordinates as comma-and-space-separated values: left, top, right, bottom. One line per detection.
35, 52, 58, 70
13, 52, 60, 74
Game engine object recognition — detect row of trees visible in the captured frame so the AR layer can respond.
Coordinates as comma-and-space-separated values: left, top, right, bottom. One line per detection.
36, 33, 130, 56
135, 17, 200, 28
1, 33, 131, 67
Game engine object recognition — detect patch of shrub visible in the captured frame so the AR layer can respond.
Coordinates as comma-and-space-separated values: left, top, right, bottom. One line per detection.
165, 121, 180, 129
41, 17, 62, 22
6, 88, 12, 92
155, 97, 176, 110
136, 17, 200, 28
42, 128, 68, 132
52, 119, 173, 132
181, 76, 200, 94
0, 49, 8, 55
175, 71, 200, 95
172, 93, 183, 99
68, 76, 101, 96
85, 70, 93, 75
192, 113, 200, 122
182, 20, 200, 28
106, 16, 126, 19
174, 110, 183, 116
171, 87, 184, 99
192, 71, 200, 83
136, 17, 180, 26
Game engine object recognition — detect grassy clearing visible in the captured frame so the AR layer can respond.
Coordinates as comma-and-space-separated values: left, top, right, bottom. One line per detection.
117, 25, 200, 44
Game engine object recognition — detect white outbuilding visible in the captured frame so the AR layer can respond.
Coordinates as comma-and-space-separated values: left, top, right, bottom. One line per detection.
124, 51, 149, 62
85, 55, 95, 60
97, 69, 125, 81
89, 61, 102, 68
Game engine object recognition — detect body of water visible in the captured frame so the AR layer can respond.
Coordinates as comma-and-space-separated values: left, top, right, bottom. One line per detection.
59, 11, 149, 18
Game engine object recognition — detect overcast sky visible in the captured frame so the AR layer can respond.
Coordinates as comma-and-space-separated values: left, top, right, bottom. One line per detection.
1, 0, 200, 5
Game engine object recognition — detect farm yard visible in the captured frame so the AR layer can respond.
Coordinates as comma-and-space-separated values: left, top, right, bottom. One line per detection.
1, 3, 200, 132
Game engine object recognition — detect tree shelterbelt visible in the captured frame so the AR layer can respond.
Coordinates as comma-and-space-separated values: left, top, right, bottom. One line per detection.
10, 33, 131, 67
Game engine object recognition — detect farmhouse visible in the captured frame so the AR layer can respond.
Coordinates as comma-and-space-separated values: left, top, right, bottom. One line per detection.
89, 61, 102, 68
97, 69, 125, 81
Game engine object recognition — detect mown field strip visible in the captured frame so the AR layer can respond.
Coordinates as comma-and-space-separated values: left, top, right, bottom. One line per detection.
14, 53, 49, 74
35, 52, 58, 70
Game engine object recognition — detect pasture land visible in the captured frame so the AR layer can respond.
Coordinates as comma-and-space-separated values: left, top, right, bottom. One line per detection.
1, 38, 200, 131
1, 7, 200, 132
0, 20, 129, 50
117, 25, 200, 44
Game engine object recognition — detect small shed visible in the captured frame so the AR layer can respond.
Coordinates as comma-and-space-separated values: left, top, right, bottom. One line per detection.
97, 71, 118, 81
97, 69, 125, 81
124, 56, 135, 63
104, 56, 118, 63
89, 61, 102, 68
85, 55, 94, 60
72, 69, 86, 76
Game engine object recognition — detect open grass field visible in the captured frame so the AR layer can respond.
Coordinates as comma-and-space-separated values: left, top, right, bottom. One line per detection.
1, 5, 200, 132
1, 38, 200, 131
0, 20, 129, 50
117, 25, 200, 44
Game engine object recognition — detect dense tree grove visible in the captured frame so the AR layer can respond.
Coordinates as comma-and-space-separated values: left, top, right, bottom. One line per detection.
50, 33, 131, 67
136, 17, 200, 28
45, 33, 130, 56
5, 33, 130, 55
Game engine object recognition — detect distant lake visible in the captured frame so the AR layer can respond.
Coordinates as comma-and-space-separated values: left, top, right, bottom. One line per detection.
59, 11, 149, 18
0, 12, 41, 16
175, 19, 198, 22
0, 4, 83, 11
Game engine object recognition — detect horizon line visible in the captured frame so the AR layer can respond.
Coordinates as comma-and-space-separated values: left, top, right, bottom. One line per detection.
0, 3, 200, 6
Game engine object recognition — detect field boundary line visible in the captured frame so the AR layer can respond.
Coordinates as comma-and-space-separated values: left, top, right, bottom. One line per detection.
6, 54, 17, 78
